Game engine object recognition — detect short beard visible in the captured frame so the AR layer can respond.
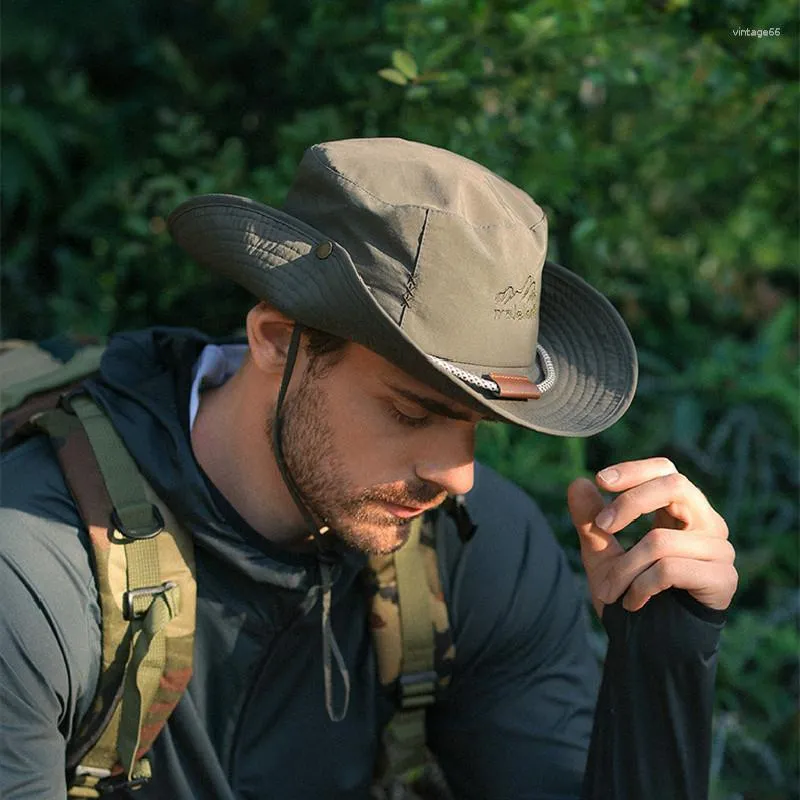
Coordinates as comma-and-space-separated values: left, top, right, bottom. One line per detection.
268, 358, 445, 554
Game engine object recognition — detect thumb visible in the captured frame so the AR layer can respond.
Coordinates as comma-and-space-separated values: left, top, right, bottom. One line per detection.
567, 477, 621, 560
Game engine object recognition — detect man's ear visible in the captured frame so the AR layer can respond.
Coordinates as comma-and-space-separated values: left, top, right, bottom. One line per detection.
246, 302, 296, 375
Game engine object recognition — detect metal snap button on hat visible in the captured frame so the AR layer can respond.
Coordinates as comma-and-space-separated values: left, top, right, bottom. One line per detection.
315, 241, 333, 259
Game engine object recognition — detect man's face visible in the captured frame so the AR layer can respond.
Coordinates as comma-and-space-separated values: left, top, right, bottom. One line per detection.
273, 342, 488, 554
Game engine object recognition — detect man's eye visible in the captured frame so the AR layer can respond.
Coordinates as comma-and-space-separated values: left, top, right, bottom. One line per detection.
389, 406, 431, 429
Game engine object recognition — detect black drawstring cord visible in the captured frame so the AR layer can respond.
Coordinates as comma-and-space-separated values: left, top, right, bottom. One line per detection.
271, 324, 332, 545
270, 323, 350, 721
446, 494, 478, 542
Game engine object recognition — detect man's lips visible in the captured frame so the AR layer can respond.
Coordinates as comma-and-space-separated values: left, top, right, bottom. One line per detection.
378, 501, 433, 519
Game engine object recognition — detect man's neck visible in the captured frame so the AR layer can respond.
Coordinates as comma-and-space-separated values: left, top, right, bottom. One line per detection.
190, 369, 307, 546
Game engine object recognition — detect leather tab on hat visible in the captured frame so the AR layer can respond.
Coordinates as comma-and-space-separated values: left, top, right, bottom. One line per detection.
488, 373, 542, 400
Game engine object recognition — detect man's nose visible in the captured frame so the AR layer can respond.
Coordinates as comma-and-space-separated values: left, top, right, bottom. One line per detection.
414, 433, 476, 498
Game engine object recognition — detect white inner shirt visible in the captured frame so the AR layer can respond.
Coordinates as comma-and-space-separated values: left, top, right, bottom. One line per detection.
189, 343, 248, 431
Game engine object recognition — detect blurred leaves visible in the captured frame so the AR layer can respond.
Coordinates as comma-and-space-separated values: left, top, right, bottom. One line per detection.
392, 49, 419, 80
379, 67, 410, 86
1, 0, 798, 795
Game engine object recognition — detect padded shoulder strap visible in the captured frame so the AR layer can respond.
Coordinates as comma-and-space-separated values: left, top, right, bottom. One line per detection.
29, 395, 196, 798
0, 342, 105, 414
367, 514, 455, 782
0, 342, 105, 447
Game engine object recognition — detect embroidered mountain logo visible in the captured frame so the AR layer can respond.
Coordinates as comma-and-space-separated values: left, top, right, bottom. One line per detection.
494, 275, 537, 320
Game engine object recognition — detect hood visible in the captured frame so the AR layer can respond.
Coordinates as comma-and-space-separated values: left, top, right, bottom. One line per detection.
84, 327, 367, 595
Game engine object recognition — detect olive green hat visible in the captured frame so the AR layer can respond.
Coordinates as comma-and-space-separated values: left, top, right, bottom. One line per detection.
167, 137, 637, 436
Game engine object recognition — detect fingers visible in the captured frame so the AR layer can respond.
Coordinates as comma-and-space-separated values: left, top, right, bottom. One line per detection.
571, 460, 737, 616
595, 457, 678, 490
593, 468, 725, 536
621, 557, 739, 612
567, 478, 623, 559
599, 528, 736, 605
568, 477, 625, 618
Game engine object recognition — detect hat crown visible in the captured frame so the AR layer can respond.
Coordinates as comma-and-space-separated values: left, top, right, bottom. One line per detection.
289, 138, 543, 226
283, 138, 547, 368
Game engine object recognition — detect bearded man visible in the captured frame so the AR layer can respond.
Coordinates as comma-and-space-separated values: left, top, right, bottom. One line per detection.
0, 138, 737, 799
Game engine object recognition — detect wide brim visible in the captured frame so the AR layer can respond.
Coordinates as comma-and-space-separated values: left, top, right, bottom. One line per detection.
168, 194, 637, 437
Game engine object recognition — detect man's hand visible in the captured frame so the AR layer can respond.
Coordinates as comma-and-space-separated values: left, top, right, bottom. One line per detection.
567, 457, 737, 617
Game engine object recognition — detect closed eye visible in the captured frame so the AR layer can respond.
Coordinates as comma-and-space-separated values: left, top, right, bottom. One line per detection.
388, 405, 432, 429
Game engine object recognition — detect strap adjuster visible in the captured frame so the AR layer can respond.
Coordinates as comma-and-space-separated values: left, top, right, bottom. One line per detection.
122, 581, 177, 621
398, 670, 438, 710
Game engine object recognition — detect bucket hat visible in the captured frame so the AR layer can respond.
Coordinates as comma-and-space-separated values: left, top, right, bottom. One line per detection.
167, 137, 637, 436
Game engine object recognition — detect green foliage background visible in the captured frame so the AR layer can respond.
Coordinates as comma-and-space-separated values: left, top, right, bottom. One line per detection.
2, 0, 797, 796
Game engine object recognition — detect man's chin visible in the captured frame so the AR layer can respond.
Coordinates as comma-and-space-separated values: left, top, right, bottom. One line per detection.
335, 518, 415, 555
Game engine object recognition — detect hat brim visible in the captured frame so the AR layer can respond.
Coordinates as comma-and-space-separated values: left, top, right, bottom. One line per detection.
168, 194, 637, 437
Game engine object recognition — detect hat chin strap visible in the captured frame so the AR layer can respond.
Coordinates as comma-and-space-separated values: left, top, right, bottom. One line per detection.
271, 324, 351, 723
270, 323, 333, 551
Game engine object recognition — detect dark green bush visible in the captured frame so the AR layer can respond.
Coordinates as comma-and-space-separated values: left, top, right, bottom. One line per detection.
2, 0, 797, 795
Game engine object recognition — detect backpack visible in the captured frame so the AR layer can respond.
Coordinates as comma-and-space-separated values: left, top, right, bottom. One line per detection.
0, 339, 456, 799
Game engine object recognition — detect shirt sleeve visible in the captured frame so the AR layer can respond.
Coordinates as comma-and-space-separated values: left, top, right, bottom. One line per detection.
427, 465, 599, 799
426, 465, 725, 800
0, 439, 101, 800
582, 590, 725, 800
0, 546, 72, 799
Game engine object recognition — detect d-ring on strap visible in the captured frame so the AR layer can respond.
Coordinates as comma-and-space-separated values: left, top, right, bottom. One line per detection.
69, 395, 164, 538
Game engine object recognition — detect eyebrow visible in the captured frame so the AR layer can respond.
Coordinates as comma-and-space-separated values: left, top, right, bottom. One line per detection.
386, 384, 495, 423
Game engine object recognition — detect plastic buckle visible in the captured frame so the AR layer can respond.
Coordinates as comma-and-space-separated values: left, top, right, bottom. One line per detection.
96, 772, 152, 794
72, 764, 152, 794
398, 670, 438, 710
111, 504, 165, 540
122, 581, 177, 621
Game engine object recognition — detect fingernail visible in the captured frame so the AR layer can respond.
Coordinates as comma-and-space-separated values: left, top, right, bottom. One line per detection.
624, 594, 646, 612
595, 507, 615, 531
597, 467, 620, 484
623, 595, 639, 612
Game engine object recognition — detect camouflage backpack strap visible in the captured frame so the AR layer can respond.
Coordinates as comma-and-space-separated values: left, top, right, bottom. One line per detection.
367, 513, 455, 792
29, 393, 196, 798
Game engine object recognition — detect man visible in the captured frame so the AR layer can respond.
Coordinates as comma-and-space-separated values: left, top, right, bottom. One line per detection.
0, 138, 736, 798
